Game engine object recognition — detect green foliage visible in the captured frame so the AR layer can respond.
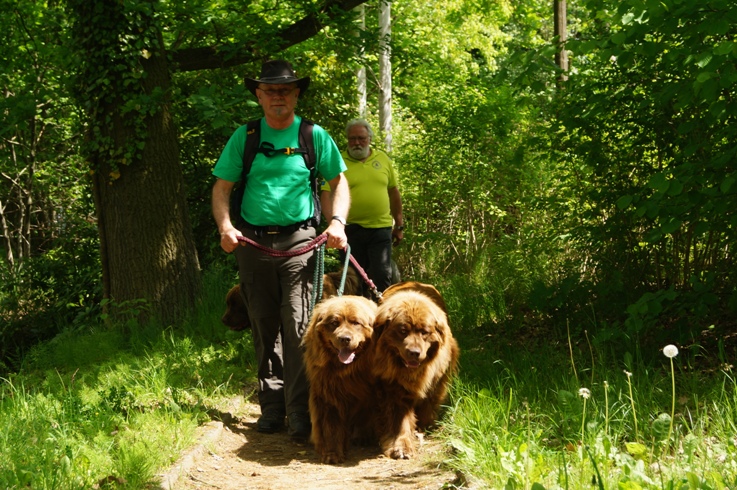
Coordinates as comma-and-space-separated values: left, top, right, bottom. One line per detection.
518, 0, 737, 348
67, 0, 167, 178
0, 227, 101, 374
1, 0, 101, 371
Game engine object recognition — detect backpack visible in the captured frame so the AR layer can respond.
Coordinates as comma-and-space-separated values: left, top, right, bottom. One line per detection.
230, 117, 321, 227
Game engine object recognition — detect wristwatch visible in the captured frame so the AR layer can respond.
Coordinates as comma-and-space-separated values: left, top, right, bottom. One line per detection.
331, 215, 347, 226
394, 225, 404, 231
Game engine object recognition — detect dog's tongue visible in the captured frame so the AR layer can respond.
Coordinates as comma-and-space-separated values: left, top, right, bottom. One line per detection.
339, 348, 356, 364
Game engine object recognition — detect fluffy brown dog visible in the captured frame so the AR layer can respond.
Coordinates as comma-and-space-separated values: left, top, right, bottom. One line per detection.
301, 295, 378, 464
221, 267, 360, 331
372, 281, 460, 459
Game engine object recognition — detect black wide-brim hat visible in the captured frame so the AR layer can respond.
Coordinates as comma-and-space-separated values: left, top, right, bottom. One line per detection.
245, 60, 310, 97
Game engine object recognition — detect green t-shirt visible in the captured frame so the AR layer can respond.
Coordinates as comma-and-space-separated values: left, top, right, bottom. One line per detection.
321, 149, 397, 228
213, 116, 346, 226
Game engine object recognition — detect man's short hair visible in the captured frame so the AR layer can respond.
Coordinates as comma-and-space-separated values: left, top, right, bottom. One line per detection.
346, 119, 374, 140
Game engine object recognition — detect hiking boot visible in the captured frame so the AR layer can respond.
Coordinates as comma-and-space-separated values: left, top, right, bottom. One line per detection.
287, 412, 311, 443
257, 408, 285, 434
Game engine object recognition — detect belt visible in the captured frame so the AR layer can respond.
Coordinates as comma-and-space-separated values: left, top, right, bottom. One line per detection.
243, 219, 315, 236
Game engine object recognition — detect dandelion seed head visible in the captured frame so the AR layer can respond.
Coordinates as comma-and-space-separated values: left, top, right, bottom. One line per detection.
579, 388, 591, 399
663, 344, 679, 358
624, 370, 632, 377
603, 381, 609, 388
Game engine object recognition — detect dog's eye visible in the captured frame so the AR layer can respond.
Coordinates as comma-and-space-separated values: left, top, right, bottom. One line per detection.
326, 319, 340, 330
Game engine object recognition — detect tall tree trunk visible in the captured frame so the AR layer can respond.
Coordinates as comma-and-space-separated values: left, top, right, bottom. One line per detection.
0, 198, 13, 268
554, 0, 568, 83
356, 4, 367, 118
92, 48, 201, 323
378, 0, 392, 152
73, 0, 201, 323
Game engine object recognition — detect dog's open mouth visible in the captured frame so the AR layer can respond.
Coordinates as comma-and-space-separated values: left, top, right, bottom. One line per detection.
403, 358, 421, 369
339, 347, 357, 364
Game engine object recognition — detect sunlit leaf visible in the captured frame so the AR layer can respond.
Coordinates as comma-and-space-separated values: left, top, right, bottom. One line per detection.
713, 41, 735, 56
625, 442, 648, 459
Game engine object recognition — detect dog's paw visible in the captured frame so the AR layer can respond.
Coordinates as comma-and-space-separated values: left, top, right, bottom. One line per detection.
384, 438, 415, 460
386, 446, 411, 460
320, 451, 345, 465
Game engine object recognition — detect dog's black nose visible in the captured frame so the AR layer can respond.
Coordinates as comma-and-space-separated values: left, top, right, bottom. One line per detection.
339, 335, 352, 346
406, 347, 421, 359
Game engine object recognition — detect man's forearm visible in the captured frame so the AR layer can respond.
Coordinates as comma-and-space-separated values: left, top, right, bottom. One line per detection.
389, 187, 403, 226
320, 190, 333, 222
328, 174, 350, 220
212, 179, 236, 234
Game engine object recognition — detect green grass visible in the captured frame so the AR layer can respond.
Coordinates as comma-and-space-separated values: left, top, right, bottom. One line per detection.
1, 265, 737, 489
0, 268, 256, 489
438, 325, 737, 489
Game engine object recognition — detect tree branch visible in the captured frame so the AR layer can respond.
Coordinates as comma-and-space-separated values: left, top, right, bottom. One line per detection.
170, 0, 368, 72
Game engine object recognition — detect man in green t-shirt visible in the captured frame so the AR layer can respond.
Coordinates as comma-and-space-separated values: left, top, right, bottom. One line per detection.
321, 118, 404, 295
212, 60, 350, 443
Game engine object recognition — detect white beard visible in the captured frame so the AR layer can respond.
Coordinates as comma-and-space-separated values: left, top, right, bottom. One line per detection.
348, 145, 370, 160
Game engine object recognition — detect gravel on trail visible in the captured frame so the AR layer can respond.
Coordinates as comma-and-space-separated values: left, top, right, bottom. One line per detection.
158, 397, 466, 490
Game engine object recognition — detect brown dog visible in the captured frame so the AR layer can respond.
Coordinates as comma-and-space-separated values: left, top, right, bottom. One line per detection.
301, 295, 378, 464
372, 281, 460, 459
221, 285, 251, 331
221, 267, 361, 331
320, 266, 360, 300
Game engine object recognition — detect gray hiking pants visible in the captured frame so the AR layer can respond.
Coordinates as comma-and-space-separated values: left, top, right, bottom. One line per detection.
234, 225, 316, 416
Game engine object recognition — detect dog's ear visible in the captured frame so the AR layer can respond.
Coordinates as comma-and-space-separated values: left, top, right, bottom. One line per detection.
317, 301, 333, 325
358, 299, 379, 327
428, 305, 449, 341
303, 303, 327, 347
373, 307, 392, 339
373, 320, 391, 340
307, 301, 330, 332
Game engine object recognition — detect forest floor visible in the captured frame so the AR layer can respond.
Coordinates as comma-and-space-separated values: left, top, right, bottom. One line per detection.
158, 395, 468, 490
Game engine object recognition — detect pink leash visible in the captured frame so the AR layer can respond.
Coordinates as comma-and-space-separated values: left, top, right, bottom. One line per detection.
235, 234, 381, 299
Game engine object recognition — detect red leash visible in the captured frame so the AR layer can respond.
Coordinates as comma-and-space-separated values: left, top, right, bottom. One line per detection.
237, 233, 327, 257
347, 254, 381, 300
235, 233, 380, 299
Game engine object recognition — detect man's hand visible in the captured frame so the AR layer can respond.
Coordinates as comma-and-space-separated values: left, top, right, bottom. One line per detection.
392, 228, 404, 247
220, 226, 243, 253
323, 221, 348, 249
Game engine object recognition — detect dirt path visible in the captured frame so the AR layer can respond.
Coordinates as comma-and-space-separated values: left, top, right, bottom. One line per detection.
159, 397, 464, 490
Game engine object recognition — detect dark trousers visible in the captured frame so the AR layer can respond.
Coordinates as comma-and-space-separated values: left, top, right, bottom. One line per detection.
234, 225, 315, 416
343, 224, 394, 295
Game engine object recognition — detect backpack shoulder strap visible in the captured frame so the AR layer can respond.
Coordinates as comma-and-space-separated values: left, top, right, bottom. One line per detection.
298, 118, 321, 225
231, 119, 260, 227
298, 118, 316, 173
241, 119, 262, 180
